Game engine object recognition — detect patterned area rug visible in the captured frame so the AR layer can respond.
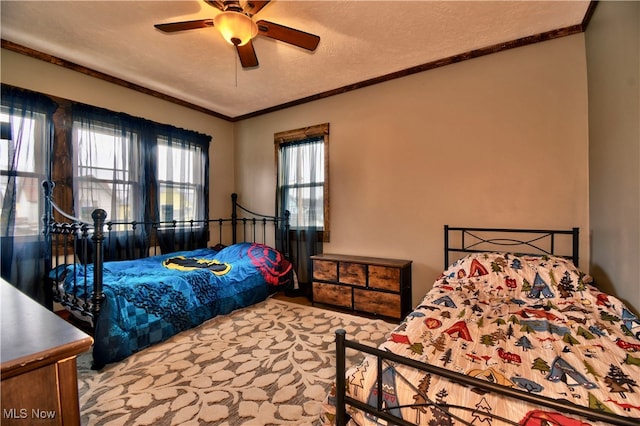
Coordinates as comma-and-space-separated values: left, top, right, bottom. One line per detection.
77, 297, 396, 425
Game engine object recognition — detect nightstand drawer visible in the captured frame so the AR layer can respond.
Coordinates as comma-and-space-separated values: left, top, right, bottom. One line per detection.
313, 282, 352, 308
354, 289, 401, 319
313, 260, 337, 281
339, 262, 366, 286
368, 265, 400, 291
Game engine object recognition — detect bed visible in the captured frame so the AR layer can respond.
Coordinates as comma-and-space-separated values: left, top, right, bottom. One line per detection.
322, 226, 639, 426
43, 182, 293, 369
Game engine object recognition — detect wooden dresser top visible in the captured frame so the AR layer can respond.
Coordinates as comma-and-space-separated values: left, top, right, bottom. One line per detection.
310, 253, 412, 268
1, 279, 93, 379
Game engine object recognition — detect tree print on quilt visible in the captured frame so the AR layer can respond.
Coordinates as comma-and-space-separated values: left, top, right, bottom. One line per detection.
321, 252, 640, 425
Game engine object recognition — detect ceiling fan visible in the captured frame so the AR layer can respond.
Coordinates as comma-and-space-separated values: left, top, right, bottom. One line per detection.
154, 0, 320, 68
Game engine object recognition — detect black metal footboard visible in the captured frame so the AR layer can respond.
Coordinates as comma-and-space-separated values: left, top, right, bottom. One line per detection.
334, 330, 637, 426
231, 192, 291, 259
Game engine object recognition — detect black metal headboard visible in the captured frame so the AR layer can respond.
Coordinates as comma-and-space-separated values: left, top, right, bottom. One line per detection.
444, 225, 580, 268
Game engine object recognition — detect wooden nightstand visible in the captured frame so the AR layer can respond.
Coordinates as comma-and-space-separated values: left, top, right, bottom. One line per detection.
1, 279, 93, 426
311, 253, 412, 320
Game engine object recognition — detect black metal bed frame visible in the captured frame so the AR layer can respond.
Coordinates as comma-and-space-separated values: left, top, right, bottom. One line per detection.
334, 225, 636, 426
42, 180, 290, 332
444, 225, 580, 269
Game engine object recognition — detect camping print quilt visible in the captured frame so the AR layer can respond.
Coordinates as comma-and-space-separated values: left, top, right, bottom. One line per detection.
322, 252, 640, 425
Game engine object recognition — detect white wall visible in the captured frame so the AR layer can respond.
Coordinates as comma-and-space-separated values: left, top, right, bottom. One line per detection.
234, 35, 591, 304
586, 1, 640, 312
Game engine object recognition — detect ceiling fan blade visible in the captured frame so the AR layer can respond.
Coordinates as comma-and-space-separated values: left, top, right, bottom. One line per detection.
245, 1, 270, 16
236, 41, 259, 68
204, 0, 225, 11
256, 20, 320, 51
154, 19, 214, 33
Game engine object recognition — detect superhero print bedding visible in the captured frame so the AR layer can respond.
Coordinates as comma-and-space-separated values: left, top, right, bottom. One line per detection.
51, 242, 292, 367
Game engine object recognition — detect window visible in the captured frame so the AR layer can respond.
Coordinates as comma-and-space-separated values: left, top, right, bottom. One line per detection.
0, 109, 49, 236
156, 136, 206, 225
278, 138, 324, 228
275, 123, 330, 241
1, 86, 57, 302
71, 105, 210, 234
72, 119, 141, 227
0, 85, 211, 299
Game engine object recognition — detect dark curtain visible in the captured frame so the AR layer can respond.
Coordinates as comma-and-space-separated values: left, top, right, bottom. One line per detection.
1, 86, 57, 303
154, 125, 210, 253
72, 105, 211, 258
288, 227, 323, 288
72, 104, 153, 261
277, 137, 324, 292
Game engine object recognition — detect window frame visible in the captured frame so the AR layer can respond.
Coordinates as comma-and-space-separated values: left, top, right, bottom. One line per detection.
274, 123, 330, 242
0, 108, 50, 237
71, 119, 141, 225
155, 135, 207, 227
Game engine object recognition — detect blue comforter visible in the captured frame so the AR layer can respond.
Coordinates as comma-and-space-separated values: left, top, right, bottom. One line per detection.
51, 243, 292, 366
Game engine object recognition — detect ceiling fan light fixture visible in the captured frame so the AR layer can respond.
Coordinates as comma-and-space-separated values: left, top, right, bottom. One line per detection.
214, 11, 258, 46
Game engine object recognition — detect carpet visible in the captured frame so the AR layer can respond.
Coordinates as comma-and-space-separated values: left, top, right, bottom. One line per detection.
77, 297, 396, 425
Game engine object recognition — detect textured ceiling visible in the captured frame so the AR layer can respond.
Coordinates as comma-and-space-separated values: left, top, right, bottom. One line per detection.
1, 1, 591, 120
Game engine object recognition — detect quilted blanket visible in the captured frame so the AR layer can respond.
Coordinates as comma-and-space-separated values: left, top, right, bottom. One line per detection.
51, 242, 292, 366
322, 252, 640, 425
